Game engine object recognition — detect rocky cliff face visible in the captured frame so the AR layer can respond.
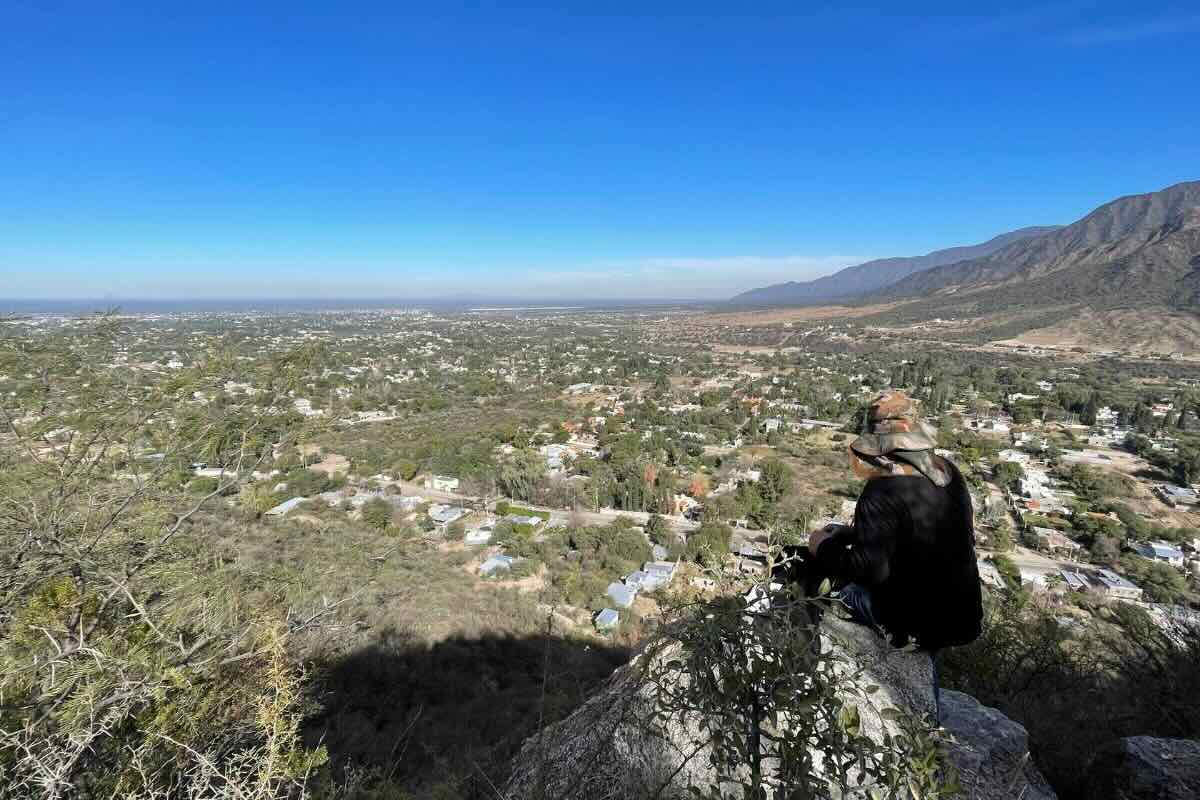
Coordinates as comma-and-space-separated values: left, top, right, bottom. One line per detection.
1084, 737, 1200, 800
505, 614, 1055, 799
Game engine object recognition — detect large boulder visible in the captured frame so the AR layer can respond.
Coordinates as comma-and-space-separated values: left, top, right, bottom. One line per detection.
505, 612, 1055, 799
939, 690, 1056, 800
1084, 736, 1200, 800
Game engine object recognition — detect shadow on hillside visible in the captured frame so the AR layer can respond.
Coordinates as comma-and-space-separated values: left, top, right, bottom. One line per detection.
1131, 466, 1169, 482
304, 628, 630, 798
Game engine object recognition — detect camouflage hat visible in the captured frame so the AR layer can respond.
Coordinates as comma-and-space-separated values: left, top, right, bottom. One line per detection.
849, 390, 938, 457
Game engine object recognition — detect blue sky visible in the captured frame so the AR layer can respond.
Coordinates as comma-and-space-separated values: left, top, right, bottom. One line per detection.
3, 2, 1198, 300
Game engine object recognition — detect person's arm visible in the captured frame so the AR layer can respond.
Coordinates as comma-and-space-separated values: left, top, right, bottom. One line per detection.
812, 486, 905, 585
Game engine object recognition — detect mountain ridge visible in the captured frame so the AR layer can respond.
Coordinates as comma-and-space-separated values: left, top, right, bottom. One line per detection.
729, 226, 1060, 306
877, 180, 1200, 299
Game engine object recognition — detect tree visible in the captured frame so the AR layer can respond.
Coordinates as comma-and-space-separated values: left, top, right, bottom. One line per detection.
361, 497, 394, 529
685, 522, 732, 567
992, 461, 1025, 492
1171, 445, 1200, 487
757, 457, 792, 506
1090, 533, 1122, 567
0, 320, 329, 796
1121, 557, 1190, 604
990, 522, 1015, 553
498, 450, 546, 502
394, 458, 419, 481
645, 513, 672, 546
991, 555, 1022, 591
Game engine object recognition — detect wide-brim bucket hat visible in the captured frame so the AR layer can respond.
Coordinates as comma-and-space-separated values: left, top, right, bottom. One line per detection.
848, 390, 938, 457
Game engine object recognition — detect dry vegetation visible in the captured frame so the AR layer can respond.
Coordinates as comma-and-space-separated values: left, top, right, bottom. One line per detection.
999, 307, 1200, 358
690, 302, 903, 327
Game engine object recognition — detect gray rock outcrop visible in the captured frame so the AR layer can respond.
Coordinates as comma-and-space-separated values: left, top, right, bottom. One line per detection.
505, 612, 1056, 799
939, 689, 1056, 800
1084, 736, 1200, 800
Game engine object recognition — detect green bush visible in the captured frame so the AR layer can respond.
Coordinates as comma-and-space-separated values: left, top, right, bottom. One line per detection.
942, 590, 1200, 797
361, 497, 393, 529
684, 523, 732, 566
188, 476, 219, 494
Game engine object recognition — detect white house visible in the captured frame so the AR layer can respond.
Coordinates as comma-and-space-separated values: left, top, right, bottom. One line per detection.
265, 497, 306, 517
465, 521, 495, 545
606, 582, 637, 608
479, 555, 514, 576
425, 475, 460, 492
594, 608, 620, 631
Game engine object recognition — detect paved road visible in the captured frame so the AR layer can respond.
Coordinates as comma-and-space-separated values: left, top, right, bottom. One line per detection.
1005, 545, 1081, 576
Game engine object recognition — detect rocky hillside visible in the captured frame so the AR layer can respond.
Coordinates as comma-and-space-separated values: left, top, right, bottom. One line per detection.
729, 226, 1059, 306
880, 180, 1200, 303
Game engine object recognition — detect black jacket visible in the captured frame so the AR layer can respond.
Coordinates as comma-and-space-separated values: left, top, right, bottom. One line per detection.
813, 459, 982, 650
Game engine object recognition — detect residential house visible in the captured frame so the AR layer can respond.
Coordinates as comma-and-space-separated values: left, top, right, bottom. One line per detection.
623, 570, 652, 591
396, 495, 425, 512
734, 542, 769, 575
465, 521, 495, 545
1156, 484, 1199, 508
730, 467, 762, 484
594, 608, 620, 631
1135, 540, 1185, 568
505, 514, 545, 528
673, 493, 700, 517
265, 497, 306, 517
1033, 527, 1083, 557
425, 475, 460, 492
606, 582, 637, 608
1092, 569, 1143, 601
642, 561, 678, 589
479, 555, 515, 576
1059, 568, 1143, 601
428, 504, 467, 526
538, 443, 572, 476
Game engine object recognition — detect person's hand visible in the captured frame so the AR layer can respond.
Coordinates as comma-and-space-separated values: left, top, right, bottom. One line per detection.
807, 526, 834, 554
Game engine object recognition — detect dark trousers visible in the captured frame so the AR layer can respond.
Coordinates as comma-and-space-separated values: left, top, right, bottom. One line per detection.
834, 582, 942, 724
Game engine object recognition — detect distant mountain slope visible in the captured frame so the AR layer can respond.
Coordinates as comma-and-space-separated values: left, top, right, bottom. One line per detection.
881, 205, 1200, 316
879, 180, 1200, 299
729, 226, 1059, 306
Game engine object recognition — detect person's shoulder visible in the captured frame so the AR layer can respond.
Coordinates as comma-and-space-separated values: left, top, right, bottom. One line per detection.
859, 476, 916, 505
862, 474, 923, 494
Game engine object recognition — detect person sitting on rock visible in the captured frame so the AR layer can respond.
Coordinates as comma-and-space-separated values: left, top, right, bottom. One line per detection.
781, 390, 983, 652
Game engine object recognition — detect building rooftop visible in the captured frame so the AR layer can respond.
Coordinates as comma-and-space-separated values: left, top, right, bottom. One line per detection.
479, 555, 514, 575
594, 608, 619, 629
265, 497, 306, 516
606, 582, 636, 608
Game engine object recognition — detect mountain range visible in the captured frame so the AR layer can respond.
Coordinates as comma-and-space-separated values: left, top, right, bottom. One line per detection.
729, 181, 1200, 349
729, 226, 1060, 306
874, 180, 1200, 305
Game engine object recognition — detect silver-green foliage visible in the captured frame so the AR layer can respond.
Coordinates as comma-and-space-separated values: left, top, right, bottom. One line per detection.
637, 590, 958, 799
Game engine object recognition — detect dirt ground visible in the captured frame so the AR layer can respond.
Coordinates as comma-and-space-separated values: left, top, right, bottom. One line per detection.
459, 552, 548, 593
1063, 443, 1200, 527
996, 308, 1200, 358
689, 302, 903, 327
309, 452, 351, 476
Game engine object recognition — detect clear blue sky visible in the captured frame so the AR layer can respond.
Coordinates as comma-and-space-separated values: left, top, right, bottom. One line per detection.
3, 2, 1198, 300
